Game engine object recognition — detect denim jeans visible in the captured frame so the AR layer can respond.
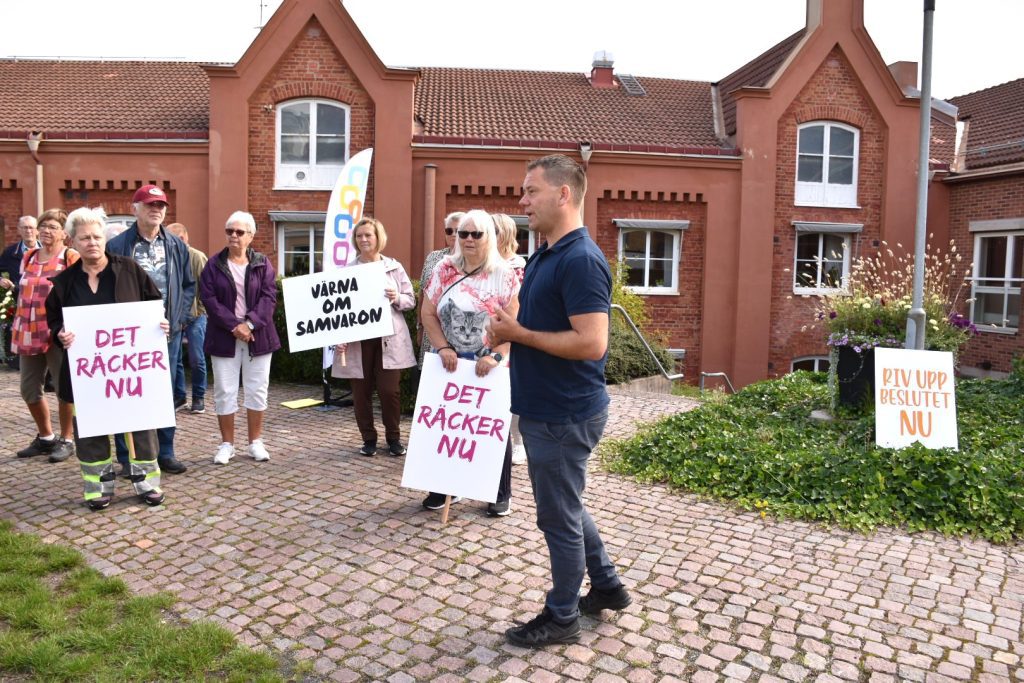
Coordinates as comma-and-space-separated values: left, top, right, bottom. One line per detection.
117, 328, 181, 466
173, 314, 207, 402
519, 409, 620, 623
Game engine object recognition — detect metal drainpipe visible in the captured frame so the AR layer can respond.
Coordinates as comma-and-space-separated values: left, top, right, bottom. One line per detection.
26, 132, 44, 215
423, 164, 437, 272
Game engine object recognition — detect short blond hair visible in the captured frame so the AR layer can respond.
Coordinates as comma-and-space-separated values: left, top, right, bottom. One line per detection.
352, 217, 387, 253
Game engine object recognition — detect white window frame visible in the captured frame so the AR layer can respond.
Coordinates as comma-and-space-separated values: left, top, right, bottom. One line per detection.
614, 219, 688, 296
510, 215, 537, 256
969, 227, 1022, 333
275, 99, 350, 190
791, 356, 831, 373
272, 213, 327, 276
795, 121, 860, 208
792, 221, 861, 295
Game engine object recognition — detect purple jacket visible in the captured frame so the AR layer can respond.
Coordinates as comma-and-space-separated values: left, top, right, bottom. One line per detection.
200, 247, 281, 358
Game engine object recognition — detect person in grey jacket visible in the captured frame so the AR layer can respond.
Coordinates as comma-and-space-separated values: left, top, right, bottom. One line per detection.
106, 185, 195, 475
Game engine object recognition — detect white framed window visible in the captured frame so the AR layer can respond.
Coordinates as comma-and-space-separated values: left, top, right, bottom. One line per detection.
791, 356, 831, 373
511, 215, 536, 256
969, 231, 1022, 332
275, 99, 350, 190
275, 222, 324, 277
792, 222, 861, 294
795, 121, 859, 208
614, 219, 688, 295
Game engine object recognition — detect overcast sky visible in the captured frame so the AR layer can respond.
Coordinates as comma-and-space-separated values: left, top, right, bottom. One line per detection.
2, 0, 1020, 100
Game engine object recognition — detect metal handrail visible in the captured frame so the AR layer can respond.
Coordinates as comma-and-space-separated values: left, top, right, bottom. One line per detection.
609, 304, 684, 381
699, 371, 736, 394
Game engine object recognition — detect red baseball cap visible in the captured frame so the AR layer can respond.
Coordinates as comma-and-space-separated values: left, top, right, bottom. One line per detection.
132, 184, 169, 205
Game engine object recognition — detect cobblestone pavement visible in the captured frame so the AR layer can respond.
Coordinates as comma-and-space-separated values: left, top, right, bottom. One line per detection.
1, 367, 1023, 682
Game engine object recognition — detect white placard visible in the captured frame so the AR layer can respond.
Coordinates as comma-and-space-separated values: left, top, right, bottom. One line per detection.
874, 347, 958, 450
281, 260, 395, 353
401, 354, 511, 503
63, 300, 175, 438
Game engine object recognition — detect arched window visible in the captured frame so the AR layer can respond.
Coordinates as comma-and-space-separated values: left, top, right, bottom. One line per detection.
795, 121, 859, 208
275, 99, 350, 190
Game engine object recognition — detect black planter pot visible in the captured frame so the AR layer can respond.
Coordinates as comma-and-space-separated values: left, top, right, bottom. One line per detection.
835, 345, 875, 408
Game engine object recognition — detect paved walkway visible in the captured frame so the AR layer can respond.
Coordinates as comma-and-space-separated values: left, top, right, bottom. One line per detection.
1, 367, 1022, 682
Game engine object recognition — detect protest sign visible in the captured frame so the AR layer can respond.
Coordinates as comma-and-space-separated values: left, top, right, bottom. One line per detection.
63, 300, 175, 438
281, 260, 394, 352
874, 347, 958, 449
402, 354, 511, 502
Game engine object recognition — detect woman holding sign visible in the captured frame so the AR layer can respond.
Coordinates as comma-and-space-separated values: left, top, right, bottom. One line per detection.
45, 207, 167, 510
420, 210, 520, 516
200, 211, 281, 465
331, 217, 417, 457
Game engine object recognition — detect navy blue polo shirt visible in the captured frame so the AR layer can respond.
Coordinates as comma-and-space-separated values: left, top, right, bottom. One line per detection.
511, 227, 611, 423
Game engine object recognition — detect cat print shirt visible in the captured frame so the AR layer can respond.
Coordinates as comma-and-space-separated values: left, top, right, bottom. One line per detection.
425, 259, 519, 358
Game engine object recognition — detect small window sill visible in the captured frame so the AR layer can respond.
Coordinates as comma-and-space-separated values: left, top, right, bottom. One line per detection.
974, 325, 1019, 335
273, 186, 333, 192
626, 287, 679, 296
793, 286, 846, 296
794, 200, 862, 210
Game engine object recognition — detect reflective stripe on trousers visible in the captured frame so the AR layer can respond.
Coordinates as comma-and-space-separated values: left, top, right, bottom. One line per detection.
80, 457, 115, 501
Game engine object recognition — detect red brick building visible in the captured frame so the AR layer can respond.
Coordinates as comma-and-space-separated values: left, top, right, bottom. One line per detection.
0, 0, 1019, 385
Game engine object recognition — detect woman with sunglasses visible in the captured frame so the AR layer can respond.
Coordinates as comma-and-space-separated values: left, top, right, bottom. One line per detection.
417, 211, 463, 365
331, 217, 417, 457
420, 210, 519, 516
10, 209, 79, 463
199, 212, 281, 465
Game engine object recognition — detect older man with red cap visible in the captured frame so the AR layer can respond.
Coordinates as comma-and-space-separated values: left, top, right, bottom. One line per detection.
106, 184, 195, 475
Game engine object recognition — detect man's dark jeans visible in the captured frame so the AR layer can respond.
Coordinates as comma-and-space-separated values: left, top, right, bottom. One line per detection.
519, 409, 620, 623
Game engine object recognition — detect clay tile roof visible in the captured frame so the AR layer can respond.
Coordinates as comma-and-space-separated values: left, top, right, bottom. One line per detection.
949, 78, 1024, 169
929, 112, 957, 168
0, 60, 209, 136
414, 67, 724, 149
717, 29, 806, 137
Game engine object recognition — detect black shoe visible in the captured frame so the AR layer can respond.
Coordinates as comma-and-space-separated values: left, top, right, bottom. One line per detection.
16, 435, 57, 458
422, 492, 461, 510
87, 496, 112, 511
47, 438, 75, 463
358, 441, 377, 456
139, 490, 165, 506
189, 399, 205, 414
387, 441, 406, 456
159, 458, 188, 474
486, 499, 511, 517
173, 396, 188, 412
505, 607, 581, 647
578, 584, 632, 615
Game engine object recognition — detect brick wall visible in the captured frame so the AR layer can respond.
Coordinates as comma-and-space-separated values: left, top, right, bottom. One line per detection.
768, 48, 886, 376
948, 174, 1024, 373
247, 18, 376, 263
595, 194, 706, 383
0, 187, 23, 247
57, 182, 177, 225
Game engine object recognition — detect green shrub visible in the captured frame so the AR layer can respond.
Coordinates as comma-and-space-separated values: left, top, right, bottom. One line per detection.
604, 370, 1024, 543
604, 259, 676, 384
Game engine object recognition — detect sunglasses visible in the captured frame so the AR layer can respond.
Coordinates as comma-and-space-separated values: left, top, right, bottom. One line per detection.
225, 228, 248, 237
458, 230, 484, 240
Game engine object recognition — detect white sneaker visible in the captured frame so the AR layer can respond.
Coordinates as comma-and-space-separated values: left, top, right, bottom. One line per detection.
511, 444, 527, 465
214, 442, 234, 465
249, 439, 270, 461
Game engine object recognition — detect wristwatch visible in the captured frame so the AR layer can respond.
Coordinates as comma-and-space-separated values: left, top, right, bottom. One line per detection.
489, 351, 504, 363
245, 320, 255, 331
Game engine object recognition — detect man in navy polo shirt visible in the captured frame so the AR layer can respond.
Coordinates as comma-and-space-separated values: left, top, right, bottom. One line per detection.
489, 154, 631, 647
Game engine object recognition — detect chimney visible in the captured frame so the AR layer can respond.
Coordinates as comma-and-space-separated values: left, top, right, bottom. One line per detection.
590, 50, 616, 89
887, 61, 918, 91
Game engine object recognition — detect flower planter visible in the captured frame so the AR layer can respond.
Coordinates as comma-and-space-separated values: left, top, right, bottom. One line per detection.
835, 346, 875, 408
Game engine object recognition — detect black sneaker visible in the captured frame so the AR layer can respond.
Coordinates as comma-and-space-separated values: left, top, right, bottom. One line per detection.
387, 441, 406, 456
48, 438, 75, 463
486, 499, 511, 517
422, 492, 461, 510
173, 396, 188, 412
578, 584, 632, 615
358, 442, 377, 456
189, 399, 205, 414
159, 458, 188, 474
16, 435, 57, 458
505, 607, 581, 647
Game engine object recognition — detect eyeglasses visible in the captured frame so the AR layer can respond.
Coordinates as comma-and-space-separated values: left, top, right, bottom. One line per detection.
225, 228, 248, 237
458, 230, 484, 240
444, 227, 455, 236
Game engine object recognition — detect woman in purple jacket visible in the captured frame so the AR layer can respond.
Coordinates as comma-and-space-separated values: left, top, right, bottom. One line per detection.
199, 211, 281, 465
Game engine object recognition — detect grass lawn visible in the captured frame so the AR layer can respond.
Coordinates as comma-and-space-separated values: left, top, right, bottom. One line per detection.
606, 367, 1024, 543
0, 520, 284, 682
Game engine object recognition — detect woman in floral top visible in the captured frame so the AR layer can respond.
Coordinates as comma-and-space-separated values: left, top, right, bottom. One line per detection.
420, 209, 520, 517
11, 209, 79, 463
